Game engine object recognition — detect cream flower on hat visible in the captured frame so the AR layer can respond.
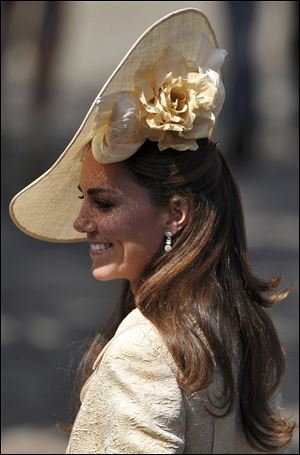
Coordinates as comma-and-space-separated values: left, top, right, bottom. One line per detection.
136, 47, 218, 151
92, 32, 227, 162
135, 35, 227, 151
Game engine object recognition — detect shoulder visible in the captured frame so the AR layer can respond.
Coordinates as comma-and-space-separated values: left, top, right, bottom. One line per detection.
71, 310, 186, 454
90, 309, 181, 403
88, 311, 184, 420
102, 311, 177, 377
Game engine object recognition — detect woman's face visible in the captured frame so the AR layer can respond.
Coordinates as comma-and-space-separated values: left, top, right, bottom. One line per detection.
73, 148, 169, 293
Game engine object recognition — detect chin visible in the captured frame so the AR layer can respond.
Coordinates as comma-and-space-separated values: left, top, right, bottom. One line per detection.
91, 265, 119, 282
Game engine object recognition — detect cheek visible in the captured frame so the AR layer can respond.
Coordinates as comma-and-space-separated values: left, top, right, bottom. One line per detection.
120, 210, 165, 251
94, 204, 165, 250
97, 210, 163, 246
95, 214, 123, 239
94, 210, 135, 241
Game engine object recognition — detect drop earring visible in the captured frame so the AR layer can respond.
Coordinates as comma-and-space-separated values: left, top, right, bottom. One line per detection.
164, 231, 173, 252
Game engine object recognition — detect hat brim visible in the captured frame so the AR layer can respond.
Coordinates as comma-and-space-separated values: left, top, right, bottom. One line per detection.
9, 8, 219, 243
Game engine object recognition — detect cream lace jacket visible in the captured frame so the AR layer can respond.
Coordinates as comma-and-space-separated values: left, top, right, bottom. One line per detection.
66, 308, 274, 454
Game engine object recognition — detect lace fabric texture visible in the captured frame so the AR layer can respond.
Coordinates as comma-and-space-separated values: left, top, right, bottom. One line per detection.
66, 308, 271, 454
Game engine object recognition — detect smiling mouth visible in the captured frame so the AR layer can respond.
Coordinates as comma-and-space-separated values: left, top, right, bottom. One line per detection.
89, 243, 113, 255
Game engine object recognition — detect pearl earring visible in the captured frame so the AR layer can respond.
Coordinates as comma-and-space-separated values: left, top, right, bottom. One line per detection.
164, 231, 173, 252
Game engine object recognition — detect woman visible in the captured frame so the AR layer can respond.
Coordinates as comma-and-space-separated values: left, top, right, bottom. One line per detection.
9, 8, 295, 454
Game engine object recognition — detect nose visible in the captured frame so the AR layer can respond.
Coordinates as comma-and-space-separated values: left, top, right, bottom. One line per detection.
73, 208, 97, 233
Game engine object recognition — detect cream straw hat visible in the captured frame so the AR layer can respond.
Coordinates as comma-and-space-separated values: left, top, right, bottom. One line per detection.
9, 8, 227, 243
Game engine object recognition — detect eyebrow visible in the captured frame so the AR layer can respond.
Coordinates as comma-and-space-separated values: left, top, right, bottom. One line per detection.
77, 184, 118, 196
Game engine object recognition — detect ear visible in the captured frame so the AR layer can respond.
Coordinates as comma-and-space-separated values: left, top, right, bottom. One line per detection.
165, 197, 190, 235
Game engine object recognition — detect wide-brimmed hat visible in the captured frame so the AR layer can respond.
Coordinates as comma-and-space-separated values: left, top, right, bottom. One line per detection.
9, 8, 227, 243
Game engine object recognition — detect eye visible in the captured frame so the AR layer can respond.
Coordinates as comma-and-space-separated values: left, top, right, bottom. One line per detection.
77, 193, 113, 210
94, 199, 114, 210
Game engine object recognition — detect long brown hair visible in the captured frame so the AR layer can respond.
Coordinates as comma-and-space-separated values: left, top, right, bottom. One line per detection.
65, 139, 295, 451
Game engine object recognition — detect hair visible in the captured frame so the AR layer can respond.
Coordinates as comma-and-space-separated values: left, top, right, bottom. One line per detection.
62, 138, 295, 451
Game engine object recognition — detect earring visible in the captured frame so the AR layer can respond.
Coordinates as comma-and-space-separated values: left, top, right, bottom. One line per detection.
164, 231, 173, 252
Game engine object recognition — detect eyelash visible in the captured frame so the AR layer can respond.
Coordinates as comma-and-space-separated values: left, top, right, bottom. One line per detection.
77, 195, 113, 210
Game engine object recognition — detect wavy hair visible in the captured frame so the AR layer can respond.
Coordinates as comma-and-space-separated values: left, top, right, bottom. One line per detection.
64, 139, 295, 451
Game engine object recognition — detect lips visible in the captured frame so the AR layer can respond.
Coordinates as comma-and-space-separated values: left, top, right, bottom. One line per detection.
90, 242, 113, 251
89, 242, 113, 256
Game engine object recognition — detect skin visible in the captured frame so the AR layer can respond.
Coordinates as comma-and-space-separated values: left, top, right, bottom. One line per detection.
73, 148, 173, 294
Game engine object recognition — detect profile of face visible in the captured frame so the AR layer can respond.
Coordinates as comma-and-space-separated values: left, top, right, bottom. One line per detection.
73, 148, 170, 293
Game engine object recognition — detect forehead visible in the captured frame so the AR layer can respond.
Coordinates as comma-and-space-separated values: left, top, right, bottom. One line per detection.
80, 148, 143, 198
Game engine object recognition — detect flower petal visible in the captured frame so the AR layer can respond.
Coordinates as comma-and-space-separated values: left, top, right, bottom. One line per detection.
158, 132, 199, 151
182, 113, 215, 139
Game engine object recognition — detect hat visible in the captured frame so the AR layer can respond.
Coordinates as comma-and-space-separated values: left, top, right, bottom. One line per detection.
9, 8, 227, 243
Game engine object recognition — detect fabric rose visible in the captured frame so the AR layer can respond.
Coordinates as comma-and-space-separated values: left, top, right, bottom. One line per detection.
135, 40, 227, 151
92, 33, 227, 163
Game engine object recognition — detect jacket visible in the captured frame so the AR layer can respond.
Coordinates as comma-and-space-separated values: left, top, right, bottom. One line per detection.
66, 307, 275, 454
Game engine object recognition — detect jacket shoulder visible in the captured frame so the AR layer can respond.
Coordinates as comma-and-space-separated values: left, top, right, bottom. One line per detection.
102, 317, 177, 375
71, 316, 186, 453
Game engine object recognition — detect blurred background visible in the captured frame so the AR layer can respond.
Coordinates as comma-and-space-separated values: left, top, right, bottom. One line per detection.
1, 1, 298, 453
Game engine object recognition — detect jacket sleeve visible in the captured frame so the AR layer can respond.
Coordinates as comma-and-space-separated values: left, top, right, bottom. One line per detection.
73, 324, 185, 454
